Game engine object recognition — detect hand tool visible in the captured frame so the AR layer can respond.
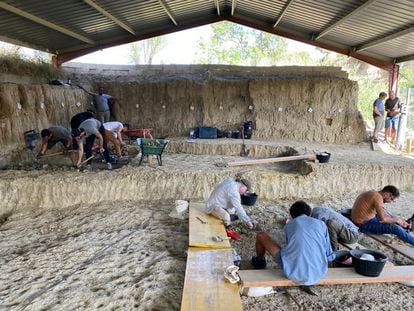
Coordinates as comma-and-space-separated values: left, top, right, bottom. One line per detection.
196, 216, 207, 224
212, 235, 231, 242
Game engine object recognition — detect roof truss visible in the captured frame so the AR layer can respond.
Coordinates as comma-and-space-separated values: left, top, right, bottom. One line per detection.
315, 0, 379, 40
0, 1, 94, 45
356, 26, 414, 52
83, 0, 136, 36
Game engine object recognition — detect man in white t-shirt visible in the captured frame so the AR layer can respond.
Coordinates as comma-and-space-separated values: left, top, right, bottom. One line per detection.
103, 121, 127, 145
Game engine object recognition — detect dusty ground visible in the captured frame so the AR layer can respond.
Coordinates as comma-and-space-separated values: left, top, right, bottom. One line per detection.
1, 139, 414, 310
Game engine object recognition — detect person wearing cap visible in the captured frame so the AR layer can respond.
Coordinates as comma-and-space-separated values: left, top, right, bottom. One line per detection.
72, 118, 112, 171
205, 178, 254, 229
83, 87, 113, 123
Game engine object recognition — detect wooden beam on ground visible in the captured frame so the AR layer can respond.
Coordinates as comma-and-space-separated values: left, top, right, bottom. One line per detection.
181, 248, 242, 311
366, 234, 414, 262
189, 202, 231, 249
226, 154, 315, 167
239, 266, 414, 287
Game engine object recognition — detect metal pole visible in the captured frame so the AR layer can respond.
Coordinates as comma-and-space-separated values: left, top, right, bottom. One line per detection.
396, 88, 411, 150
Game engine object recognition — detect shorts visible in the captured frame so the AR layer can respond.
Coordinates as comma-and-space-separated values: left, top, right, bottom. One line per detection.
385, 116, 399, 129
47, 139, 66, 150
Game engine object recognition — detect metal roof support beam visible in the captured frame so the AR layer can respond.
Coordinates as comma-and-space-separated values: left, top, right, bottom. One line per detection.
356, 26, 414, 52
0, 1, 94, 44
56, 16, 225, 65
83, 0, 136, 35
227, 15, 394, 71
158, 0, 177, 25
273, 0, 295, 28
231, 0, 237, 16
215, 0, 220, 16
316, 0, 378, 40
396, 54, 414, 63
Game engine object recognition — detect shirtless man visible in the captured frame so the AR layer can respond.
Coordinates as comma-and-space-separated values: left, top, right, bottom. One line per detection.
351, 185, 414, 246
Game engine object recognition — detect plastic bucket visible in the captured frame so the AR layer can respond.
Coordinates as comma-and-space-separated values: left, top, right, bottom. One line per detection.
241, 193, 258, 206
316, 152, 331, 163
350, 248, 387, 277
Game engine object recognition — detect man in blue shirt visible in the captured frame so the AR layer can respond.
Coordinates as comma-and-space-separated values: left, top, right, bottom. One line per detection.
252, 201, 335, 285
84, 87, 114, 123
372, 92, 386, 143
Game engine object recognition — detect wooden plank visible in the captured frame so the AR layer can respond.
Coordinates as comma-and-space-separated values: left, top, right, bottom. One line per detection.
189, 202, 231, 249
239, 266, 414, 287
226, 154, 315, 167
367, 233, 414, 261
181, 248, 242, 311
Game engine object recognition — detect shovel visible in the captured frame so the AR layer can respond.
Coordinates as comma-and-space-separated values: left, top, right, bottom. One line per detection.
240, 127, 250, 157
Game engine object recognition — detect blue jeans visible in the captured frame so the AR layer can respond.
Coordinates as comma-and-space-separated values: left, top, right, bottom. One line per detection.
359, 216, 414, 246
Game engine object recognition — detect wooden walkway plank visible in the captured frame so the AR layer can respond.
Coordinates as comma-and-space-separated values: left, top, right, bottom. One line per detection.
366, 233, 414, 262
239, 266, 414, 287
181, 247, 242, 311
189, 202, 231, 249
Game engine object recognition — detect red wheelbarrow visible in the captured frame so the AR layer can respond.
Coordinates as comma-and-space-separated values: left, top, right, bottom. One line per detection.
124, 129, 153, 140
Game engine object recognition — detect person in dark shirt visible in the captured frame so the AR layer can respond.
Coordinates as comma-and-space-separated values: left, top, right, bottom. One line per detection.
384, 91, 401, 145
70, 110, 95, 130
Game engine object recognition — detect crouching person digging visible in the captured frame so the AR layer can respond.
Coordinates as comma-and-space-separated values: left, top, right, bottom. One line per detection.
71, 118, 112, 171
252, 201, 335, 287
204, 178, 254, 229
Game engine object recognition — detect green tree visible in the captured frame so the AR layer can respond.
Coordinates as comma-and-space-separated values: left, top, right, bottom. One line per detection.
196, 21, 288, 65
128, 36, 168, 64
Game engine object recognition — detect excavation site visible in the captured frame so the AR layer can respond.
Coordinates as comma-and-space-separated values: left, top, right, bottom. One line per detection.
1, 65, 414, 311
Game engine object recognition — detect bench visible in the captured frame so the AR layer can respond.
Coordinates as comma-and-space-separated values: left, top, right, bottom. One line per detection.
239, 266, 414, 287
181, 247, 242, 311
188, 202, 231, 249
181, 202, 242, 310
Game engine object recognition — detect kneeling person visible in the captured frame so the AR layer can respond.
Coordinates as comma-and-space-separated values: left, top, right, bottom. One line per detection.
205, 178, 253, 229
252, 201, 335, 285
311, 206, 360, 250
38, 126, 76, 166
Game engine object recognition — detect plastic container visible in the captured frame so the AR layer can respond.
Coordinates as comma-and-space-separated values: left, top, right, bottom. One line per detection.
350, 248, 388, 277
316, 152, 331, 163
198, 127, 217, 139
241, 193, 258, 206
243, 121, 253, 139
231, 130, 241, 139
333, 250, 353, 267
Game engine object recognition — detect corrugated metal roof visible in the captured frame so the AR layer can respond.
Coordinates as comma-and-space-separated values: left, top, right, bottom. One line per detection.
0, 0, 413, 67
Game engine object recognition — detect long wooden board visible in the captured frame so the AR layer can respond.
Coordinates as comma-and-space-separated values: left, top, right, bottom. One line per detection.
189, 202, 231, 249
239, 266, 414, 287
226, 154, 315, 167
181, 248, 242, 311
366, 233, 414, 261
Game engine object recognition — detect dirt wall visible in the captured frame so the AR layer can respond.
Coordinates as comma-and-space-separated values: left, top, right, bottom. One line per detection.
0, 65, 366, 166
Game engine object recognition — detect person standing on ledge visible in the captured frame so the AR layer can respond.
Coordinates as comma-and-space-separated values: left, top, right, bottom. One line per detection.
384, 91, 401, 145
84, 87, 114, 123
372, 92, 387, 143
204, 178, 254, 229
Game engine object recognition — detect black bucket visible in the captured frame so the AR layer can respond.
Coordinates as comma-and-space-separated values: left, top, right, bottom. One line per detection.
333, 250, 353, 267
243, 121, 253, 139
241, 193, 258, 206
316, 152, 331, 163
350, 249, 388, 277
231, 130, 241, 139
